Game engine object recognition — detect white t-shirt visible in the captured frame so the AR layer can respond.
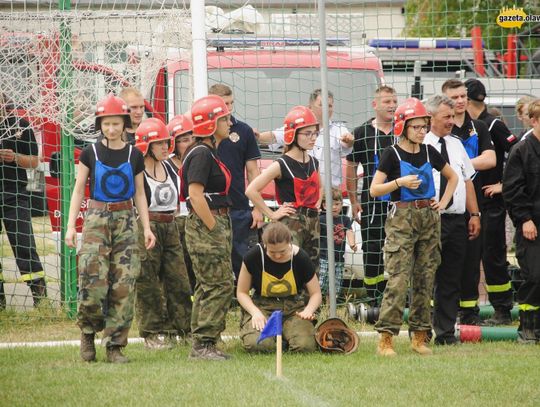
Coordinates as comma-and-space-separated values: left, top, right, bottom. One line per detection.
424, 132, 475, 215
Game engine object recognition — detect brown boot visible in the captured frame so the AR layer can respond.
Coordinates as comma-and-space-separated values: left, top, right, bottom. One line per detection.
80, 333, 96, 362
106, 346, 129, 363
411, 331, 433, 355
144, 334, 171, 350
189, 342, 230, 361
377, 332, 397, 357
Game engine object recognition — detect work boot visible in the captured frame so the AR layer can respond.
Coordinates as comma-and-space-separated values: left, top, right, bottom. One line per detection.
411, 331, 433, 355
534, 311, 540, 344
80, 333, 96, 362
188, 342, 230, 361
517, 310, 536, 344
144, 334, 170, 350
458, 311, 481, 326
0, 281, 6, 310
106, 346, 129, 363
376, 332, 397, 357
483, 309, 512, 326
27, 278, 47, 307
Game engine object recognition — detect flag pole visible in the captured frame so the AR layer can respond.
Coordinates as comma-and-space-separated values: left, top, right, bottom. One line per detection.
276, 335, 283, 377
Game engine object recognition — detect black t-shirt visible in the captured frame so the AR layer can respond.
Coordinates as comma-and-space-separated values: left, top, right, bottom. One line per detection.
79, 141, 144, 200
377, 144, 446, 202
320, 214, 352, 262
346, 119, 395, 206
243, 244, 315, 297
477, 108, 518, 186
0, 116, 38, 192
275, 154, 319, 204
452, 112, 494, 207
182, 142, 232, 209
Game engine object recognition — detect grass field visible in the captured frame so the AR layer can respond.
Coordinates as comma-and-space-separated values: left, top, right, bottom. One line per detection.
1, 307, 539, 407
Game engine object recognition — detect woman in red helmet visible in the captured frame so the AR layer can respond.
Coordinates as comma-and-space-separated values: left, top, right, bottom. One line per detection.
133, 118, 192, 350
181, 95, 234, 361
65, 94, 155, 363
167, 114, 196, 292
246, 106, 323, 273
369, 98, 458, 357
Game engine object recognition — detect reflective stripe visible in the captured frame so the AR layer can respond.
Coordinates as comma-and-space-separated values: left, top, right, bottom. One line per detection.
363, 274, 385, 286
485, 281, 512, 293
518, 304, 540, 311
21, 271, 46, 282
460, 300, 478, 308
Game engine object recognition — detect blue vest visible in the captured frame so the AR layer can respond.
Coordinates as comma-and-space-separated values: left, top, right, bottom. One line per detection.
92, 144, 135, 202
392, 145, 436, 202
461, 121, 479, 159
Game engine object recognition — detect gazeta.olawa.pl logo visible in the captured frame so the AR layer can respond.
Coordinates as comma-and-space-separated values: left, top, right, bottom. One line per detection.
496, 6, 540, 28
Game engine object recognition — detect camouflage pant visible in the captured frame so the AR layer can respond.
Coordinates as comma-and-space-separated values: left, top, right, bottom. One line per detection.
240, 295, 317, 353
77, 207, 140, 348
374, 206, 441, 335
185, 213, 234, 344
174, 216, 196, 292
135, 219, 192, 338
280, 213, 320, 274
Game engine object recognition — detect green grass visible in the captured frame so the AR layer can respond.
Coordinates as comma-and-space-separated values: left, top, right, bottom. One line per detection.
1, 338, 539, 407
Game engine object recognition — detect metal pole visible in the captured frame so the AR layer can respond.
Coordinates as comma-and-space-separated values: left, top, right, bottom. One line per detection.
191, 0, 208, 100
58, 0, 77, 318
317, 0, 336, 317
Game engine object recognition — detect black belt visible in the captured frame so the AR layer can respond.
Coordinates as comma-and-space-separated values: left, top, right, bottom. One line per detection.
297, 206, 320, 218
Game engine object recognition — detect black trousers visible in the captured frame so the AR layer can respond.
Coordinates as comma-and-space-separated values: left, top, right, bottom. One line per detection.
459, 213, 482, 316
515, 225, 540, 308
482, 196, 512, 310
361, 200, 387, 302
0, 191, 44, 279
434, 213, 467, 341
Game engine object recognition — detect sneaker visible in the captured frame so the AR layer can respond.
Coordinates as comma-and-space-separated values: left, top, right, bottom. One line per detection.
144, 334, 170, 350
80, 332, 96, 362
106, 346, 129, 363
482, 310, 512, 326
188, 342, 230, 361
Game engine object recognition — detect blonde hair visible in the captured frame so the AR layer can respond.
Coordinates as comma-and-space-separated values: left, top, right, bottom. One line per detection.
528, 99, 540, 120
208, 83, 232, 97
119, 87, 143, 100
262, 222, 292, 245
517, 95, 536, 115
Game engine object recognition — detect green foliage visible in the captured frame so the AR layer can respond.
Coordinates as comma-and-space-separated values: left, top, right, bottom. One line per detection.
403, 0, 535, 51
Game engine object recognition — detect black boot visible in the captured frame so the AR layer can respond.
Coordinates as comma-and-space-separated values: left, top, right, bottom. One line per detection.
483, 309, 512, 326
533, 310, 540, 344
27, 278, 47, 307
0, 281, 6, 310
517, 310, 536, 344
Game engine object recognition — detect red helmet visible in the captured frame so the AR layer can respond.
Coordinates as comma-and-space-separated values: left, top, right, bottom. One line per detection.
191, 95, 230, 137
95, 93, 131, 129
135, 118, 172, 156
393, 98, 430, 137
283, 106, 319, 145
167, 114, 193, 139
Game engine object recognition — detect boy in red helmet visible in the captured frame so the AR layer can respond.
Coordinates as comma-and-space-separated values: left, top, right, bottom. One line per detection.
65, 94, 155, 363
134, 118, 192, 350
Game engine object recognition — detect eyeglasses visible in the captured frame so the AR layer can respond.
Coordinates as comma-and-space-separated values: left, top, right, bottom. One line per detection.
297, 131, 319, 138
407, 125, 429, 133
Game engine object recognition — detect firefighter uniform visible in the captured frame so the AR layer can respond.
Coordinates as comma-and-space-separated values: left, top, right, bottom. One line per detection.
502, 133, 540, 342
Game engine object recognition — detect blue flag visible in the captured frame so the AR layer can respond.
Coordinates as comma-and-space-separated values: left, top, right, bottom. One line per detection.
257, 311, 283, 344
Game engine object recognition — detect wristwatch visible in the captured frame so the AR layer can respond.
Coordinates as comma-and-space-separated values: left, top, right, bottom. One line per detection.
470, 212, 481, 218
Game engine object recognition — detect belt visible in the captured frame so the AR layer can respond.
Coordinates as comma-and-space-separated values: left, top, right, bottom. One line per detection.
188, 207, 229, 216
148, 212, 175, 223
296, 206, 320, 218
88, 200, 133, 211
393, 199, 433, 209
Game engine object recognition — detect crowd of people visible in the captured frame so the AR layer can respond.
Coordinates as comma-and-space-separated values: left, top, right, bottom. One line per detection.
1, 78, 539, 362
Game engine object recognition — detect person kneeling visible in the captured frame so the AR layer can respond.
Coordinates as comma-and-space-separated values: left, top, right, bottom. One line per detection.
237, 222, 322, 352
